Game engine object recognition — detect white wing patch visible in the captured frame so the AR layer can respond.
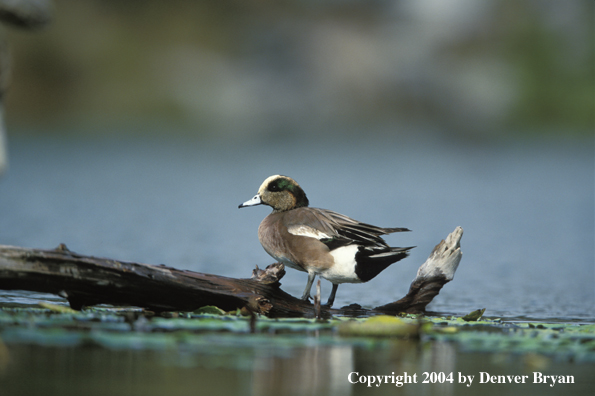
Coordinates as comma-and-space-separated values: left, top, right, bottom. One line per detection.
288, 225, 332, 240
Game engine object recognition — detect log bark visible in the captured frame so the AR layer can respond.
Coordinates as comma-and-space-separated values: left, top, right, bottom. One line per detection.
0, 227, 463, 318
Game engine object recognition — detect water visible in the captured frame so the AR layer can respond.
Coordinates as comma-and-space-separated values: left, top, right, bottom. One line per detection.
0, 131, 593, 322
2, 341, 594, 396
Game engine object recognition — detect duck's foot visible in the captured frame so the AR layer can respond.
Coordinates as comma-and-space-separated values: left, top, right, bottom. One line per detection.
300, 294, 312, 303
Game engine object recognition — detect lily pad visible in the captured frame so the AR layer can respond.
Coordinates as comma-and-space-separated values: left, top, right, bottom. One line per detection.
337, 315, 421, 337
38, 302, 79, 314
461, 308, 486, 321
192, 306, 227, 315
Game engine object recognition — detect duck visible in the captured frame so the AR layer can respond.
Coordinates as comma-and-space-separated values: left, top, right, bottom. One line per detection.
239, 175, 413, 307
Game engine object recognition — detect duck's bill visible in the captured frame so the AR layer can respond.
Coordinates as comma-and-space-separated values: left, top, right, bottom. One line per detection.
238, 194, 262, 208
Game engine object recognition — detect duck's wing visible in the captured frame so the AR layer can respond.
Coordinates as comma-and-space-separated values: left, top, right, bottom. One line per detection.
283, 207, 340, 245
314, 208, 409, 247
284, 207, 410, 250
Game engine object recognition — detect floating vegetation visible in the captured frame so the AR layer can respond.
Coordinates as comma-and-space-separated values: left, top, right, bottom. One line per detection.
461, 308, 486, 321
337, 315, 423, 338
0, 306, 594, 364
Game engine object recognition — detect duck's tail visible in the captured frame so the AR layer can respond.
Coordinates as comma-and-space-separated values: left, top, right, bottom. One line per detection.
354, 245, 415, 282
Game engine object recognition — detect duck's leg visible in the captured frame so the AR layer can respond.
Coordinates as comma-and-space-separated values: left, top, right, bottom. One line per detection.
301, 272, 316, 301
324, 283, 339, 307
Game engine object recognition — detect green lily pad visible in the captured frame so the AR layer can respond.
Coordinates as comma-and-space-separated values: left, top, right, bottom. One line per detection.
461, 308, 486, 321
337, 315, 421, 337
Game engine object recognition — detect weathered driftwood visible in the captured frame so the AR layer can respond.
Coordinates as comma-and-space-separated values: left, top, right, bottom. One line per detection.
0, 227, 463, 318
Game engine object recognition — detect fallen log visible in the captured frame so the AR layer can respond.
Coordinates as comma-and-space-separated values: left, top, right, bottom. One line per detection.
0, 227, 463, 318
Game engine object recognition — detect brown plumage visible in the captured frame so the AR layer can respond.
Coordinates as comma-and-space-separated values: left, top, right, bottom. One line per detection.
239, 175, 413, 307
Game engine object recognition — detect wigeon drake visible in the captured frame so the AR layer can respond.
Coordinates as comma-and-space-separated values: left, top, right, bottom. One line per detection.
239, 175, 414, 307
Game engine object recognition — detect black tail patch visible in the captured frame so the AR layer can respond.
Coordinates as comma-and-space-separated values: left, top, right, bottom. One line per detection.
354, 246, 413, 282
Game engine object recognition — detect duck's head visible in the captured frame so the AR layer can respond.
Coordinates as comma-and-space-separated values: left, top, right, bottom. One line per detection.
239, 175, 309, 212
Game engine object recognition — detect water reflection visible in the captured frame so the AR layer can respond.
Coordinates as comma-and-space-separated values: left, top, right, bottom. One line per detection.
252, 344, 354, 396
2, 336, 594, 396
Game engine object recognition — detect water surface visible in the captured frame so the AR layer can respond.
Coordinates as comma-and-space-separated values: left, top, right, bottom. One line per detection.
0, 132, 592, 321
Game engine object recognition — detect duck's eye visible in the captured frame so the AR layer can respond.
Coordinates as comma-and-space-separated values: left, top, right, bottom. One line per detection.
269, 183, 279, 192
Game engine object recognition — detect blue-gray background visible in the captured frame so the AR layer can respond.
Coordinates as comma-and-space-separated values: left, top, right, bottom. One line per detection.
0, 0, 593, 321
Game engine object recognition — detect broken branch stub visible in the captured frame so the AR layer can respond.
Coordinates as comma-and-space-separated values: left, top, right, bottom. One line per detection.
374, 226, 463, 314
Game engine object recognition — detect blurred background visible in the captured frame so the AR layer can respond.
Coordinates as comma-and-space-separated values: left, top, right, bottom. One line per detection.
0, 0, 593, 319
2, 0, 593, 138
